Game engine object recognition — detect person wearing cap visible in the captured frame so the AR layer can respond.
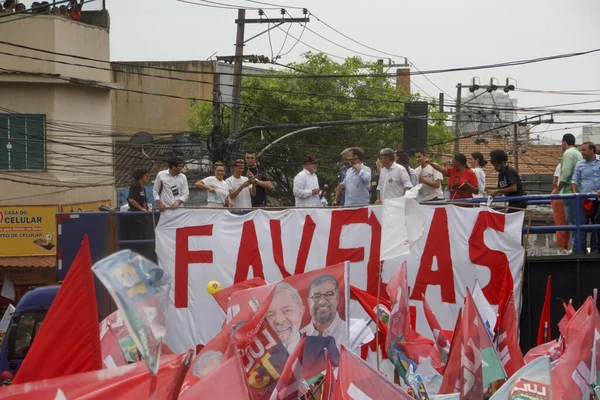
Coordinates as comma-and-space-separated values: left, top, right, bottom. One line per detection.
375, 148, 413, 204
293, 155, 322, 207
226, 159, 256, 208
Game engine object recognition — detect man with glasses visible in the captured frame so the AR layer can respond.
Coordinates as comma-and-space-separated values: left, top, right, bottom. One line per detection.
333, 147, 371, 207
302, 275, 347, 350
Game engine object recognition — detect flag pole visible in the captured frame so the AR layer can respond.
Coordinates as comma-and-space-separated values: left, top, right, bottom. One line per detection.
375, 260, 383, 371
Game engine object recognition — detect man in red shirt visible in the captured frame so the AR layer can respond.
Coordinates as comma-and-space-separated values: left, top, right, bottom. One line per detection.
424, 153, 479, 201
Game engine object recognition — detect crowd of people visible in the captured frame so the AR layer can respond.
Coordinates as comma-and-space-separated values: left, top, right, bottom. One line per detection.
128, 136, 600, 254
0, 0, 83, 21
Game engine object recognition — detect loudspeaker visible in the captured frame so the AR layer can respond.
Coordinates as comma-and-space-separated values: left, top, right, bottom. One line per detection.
403, 101, 429, 153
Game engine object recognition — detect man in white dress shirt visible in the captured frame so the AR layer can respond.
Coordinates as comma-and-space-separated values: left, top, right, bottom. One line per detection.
375, 148, 413, 203
293, 155, 322, 207
302, 275, 347, 350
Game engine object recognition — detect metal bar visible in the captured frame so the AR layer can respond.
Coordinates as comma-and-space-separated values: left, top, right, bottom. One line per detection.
574, 193, 583, 254
118, 239, 156, 245
236, 18, 310, 24
243, 22, 284, 43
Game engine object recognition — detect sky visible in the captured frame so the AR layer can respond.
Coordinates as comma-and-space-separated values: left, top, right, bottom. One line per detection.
100, 0, 600, 143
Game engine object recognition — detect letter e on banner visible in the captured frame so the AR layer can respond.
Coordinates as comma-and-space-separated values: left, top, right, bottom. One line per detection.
468, 211, 509, 305
411, 208, 456, 303
175, 225, 214, 308
326, 209, 368, 266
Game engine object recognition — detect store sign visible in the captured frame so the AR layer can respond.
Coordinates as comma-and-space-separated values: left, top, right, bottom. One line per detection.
0, 206, 59, 256
60, 200, 111, 213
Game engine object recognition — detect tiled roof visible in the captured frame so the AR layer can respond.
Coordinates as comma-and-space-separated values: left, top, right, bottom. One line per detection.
0, 256, 56, 267
455, 137, 562, 189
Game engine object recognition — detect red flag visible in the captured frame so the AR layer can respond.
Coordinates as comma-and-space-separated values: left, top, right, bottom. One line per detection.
495, 265, 515, 332
523, 338, 564, 364
180, 353, 251, 399
423, 295, 450, 373
1, 352, 193, 400
213, 277, 267, 312
270, 335, 306, 400
565, 296, 595, 346
558, 299, 576, 338
551, 309, 599, 400
385, 260, 409, 357
335, 346, 413, 399
321, 352, 335, 400
439, 310, 463, 395
100, 323, 128, 369
350, 285, 389, 358
12, 235, 102, 384
496, 291, 525, 377
536, 276, 552, 346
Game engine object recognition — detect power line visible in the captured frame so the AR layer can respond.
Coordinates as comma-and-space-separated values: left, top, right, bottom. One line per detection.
2, 39, 598, 80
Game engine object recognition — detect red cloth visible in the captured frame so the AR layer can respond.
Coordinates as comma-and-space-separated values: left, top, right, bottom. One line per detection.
536, 276, 552, 346
335, 346, 413, 399
212, 277, 267, 312
2, 353, 193, 399
179, 354, 250, 399
447, 167, 479, 200
12, 235, 102, 384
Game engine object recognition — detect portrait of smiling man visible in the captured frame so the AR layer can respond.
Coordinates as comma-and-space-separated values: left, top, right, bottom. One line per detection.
302, 275, 347, 349
265, 282, 305, 353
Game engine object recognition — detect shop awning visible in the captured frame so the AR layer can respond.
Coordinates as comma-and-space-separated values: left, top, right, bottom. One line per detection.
0, 256, 56, 268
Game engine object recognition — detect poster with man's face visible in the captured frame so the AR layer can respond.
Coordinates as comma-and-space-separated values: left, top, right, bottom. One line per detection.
201, 263, 348, 400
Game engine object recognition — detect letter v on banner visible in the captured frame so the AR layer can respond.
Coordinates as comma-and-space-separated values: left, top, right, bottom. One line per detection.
270, 215, 316, 278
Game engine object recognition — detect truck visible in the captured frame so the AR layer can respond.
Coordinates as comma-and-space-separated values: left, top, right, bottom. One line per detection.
0, 286, 59, 376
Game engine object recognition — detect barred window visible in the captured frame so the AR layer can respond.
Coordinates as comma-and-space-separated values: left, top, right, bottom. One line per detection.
0, 114, 46, 170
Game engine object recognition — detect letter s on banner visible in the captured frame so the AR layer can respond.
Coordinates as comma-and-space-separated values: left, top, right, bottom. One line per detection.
175, 225, 214, 308
468, 211, 509, 305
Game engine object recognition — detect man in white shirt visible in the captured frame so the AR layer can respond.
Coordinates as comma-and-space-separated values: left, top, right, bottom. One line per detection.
302, 274, 347, 350
414, 148, 444, 201
293, 155, 322, 207
375, 148, 413, 203
152, 156, 189, 212
226, 159, 256, 208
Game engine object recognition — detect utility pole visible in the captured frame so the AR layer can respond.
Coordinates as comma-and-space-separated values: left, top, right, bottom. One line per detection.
439, 93, 444, 113
229, 9, 246, 137
223, 9, 310, 136
454, 84, 462, 153
513, 123, 519, 172
212, 64, 221, 130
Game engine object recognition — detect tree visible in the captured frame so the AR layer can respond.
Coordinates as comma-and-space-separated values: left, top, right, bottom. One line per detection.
188, 52, 454, 205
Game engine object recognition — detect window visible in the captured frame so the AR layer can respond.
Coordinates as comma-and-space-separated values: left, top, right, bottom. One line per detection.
8, 311, 46, 359
0, 114, 46, 170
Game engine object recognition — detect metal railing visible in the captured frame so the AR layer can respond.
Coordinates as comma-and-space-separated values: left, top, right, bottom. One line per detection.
115, 193, 600, 256
451, 193, 600, 255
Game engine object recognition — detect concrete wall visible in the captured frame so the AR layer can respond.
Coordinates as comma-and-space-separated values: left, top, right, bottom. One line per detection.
110, 60, 214, 135
0, 82, 114, 206
0, 15, 110, 83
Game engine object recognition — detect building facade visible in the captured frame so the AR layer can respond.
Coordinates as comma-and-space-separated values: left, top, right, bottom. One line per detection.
0, 13, 115, 300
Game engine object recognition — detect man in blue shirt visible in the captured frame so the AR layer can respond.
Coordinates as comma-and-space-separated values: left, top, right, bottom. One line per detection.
571, 141, 600, 254
334, 147, 372, 206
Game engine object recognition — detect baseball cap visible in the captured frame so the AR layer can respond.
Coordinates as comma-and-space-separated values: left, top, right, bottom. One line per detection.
303, 155, 319, 164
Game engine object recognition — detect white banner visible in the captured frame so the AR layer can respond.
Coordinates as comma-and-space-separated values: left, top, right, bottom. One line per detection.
155, 205, 525, 353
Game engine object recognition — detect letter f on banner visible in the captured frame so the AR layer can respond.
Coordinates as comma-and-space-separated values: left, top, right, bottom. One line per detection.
175, 225, 214, 308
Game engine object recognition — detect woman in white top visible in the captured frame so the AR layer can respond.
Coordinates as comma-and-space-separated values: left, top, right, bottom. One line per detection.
194, 162, 231, 207
469, 152, 487, 198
